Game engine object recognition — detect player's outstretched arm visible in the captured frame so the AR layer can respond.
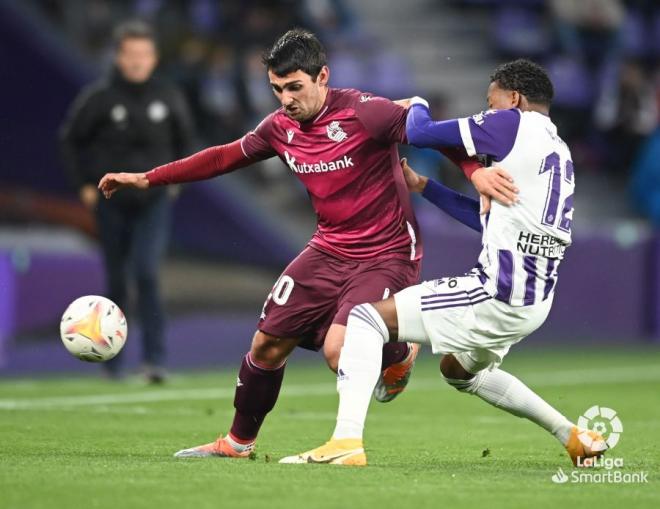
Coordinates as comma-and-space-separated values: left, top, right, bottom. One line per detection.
98, 139, 254, 198
401, 159, 481, 232
405, 97, 463, 148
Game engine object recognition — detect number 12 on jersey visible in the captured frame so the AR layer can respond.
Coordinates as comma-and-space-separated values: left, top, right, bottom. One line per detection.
540, 152, 574, 233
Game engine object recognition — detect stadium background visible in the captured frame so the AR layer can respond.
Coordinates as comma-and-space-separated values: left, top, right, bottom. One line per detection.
1, 2, 660, 508
0, 0, 659, 372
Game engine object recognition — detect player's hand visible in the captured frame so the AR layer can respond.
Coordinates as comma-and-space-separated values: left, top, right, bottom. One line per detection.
393, 98, 412, 109
471, 166, 518, 213
79, 184, 99, 210
98, 172, 149, 198
479, 193, 492, 215
401, 158, 428, 193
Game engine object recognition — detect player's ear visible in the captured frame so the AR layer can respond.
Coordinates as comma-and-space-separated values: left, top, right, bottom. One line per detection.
511, 91, 523, 109
316, 66, 330, 87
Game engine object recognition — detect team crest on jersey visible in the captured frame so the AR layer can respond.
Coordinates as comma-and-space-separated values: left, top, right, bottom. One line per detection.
359, 94, 372, 103
286, 129, 295, 143
326, 121, 348, 142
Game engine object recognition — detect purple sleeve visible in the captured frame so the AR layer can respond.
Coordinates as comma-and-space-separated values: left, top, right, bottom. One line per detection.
406, 104, 463, 148
355, 95, 407, 144
458, 108, 521, 161
240, 113, 278, 160
422, 179, 481, 233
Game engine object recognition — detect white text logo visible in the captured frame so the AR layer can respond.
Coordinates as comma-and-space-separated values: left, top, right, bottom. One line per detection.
284, 151, 354, 174
549, 406, 648, 485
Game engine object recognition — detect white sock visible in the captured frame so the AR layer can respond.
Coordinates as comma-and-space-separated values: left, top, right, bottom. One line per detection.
446, 368, 574, 446
332, 304, 389, 440
226, 433, 254, 452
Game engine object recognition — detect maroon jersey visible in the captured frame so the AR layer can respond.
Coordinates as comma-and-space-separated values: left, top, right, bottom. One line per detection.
240, 88, 421, 261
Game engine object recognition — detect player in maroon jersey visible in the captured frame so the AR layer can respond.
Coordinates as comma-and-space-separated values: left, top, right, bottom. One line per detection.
99, 29, 510, 459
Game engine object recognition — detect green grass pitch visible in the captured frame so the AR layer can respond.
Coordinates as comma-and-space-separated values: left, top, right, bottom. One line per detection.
1, 347, 659, 508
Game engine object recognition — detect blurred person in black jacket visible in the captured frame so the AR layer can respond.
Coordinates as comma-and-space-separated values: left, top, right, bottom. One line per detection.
60, 20, 195, 382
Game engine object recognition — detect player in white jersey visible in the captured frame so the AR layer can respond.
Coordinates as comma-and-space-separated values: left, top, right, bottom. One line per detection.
280, 59, 605, 467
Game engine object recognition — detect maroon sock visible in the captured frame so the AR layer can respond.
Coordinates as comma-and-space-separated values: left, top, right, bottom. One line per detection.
230, 353, 285, 442
381, 342, 410, 370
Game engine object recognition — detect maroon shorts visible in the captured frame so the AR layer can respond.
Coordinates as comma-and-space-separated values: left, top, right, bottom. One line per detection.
257, 245, 420, 351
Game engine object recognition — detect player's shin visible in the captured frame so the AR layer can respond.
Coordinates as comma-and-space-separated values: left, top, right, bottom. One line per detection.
230, 353, 286, 446
444, 368, 573, 445
333, 304, 388, 440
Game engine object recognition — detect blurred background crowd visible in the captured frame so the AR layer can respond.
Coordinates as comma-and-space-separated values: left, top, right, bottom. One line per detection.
23, 0, 660, 201
1, 0, 659, 376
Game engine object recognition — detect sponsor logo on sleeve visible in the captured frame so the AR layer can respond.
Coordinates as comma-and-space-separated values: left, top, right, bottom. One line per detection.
471, 109, 497, 126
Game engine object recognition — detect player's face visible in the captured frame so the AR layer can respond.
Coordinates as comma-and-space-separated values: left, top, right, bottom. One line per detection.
268, 67, 330, 122
116, 38, 158, 83
486, 82, 521, 110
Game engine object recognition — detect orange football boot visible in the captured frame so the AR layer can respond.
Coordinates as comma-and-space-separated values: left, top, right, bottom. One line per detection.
565, 426, 607, 467
173, 435, 253, 458
373, 343, 420, 402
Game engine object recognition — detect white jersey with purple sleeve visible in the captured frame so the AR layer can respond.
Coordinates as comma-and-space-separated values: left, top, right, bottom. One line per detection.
458, 108, 574, 306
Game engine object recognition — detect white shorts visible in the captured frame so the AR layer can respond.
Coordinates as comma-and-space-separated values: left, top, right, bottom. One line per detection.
394, 273, 552, 372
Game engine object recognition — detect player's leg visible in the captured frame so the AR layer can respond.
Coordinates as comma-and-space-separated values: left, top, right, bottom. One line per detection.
440, 352, 574, 443
440, 352, 606, 466
323, 324, 413, 373
333, 298, 402, 439
175, 247, 339, 459
322, 324, 345, 372
280, 285, 429, 465
230, 330, 299, 444
323, 256, 421, 399
174, 331, 299, 458
323, 323, 412, 373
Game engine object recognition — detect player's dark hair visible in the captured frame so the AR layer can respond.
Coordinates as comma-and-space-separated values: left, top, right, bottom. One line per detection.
490, 59, 554, 106
262, 28, 327, 80
113, 20, 156, 49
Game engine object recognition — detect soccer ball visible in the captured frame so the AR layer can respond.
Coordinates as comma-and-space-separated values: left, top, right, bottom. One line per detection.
60, 296, 127, 362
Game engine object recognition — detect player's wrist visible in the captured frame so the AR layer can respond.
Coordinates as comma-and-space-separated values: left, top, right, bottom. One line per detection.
417, 175, 429, 193
140, 173, 149, 187
409, 96, 430, 109
470, 166, 487, 184
142, 171, 154, 188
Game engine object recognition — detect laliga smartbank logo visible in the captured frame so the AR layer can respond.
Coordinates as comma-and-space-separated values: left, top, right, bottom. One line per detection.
550, 406, 649, 484
577, 405, 623, 451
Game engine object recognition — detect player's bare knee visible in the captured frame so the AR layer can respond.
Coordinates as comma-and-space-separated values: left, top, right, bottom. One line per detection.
440, 355, 477, 392
322, 336, 342, 373
323, 324, 345, 373
440, 354, 473, 379
371, 297, 398, 341
250, 331, 290, 367
325, 350, 340, 373
323, 338, 342, 372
